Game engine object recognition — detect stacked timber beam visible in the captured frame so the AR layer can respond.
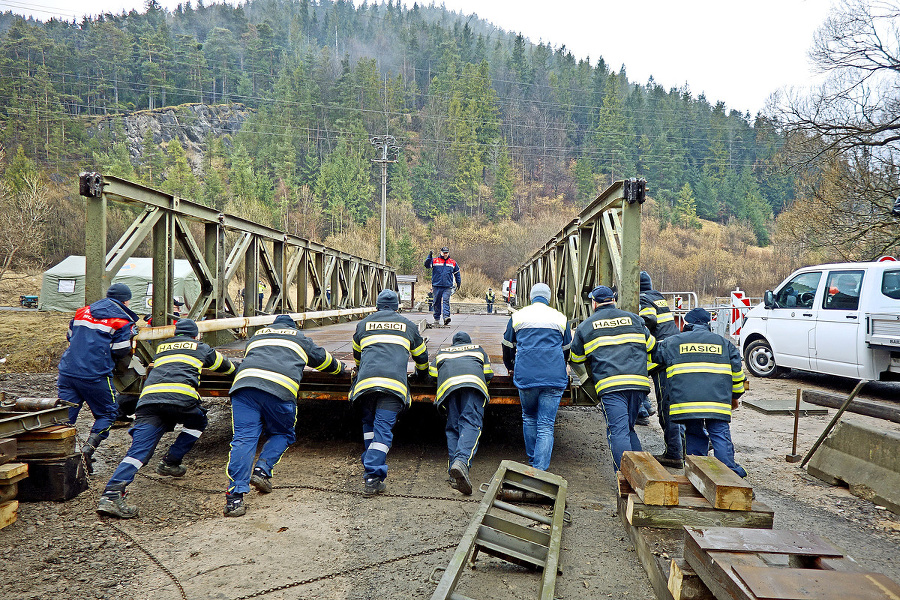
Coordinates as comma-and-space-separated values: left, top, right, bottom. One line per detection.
15, 425, 87, 502
618, 452, 900, 600
0, 437, 26, 530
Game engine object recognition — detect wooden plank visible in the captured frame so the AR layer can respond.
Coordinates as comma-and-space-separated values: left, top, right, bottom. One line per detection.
0, 482, 16, 503
803, 388, 900, 424
617, 493, 681, 600
668, 559, 715, 600
16, 425, 77, 440
626, 494, 774, 529
684, 537, 773, 600
617, 471, 702, 499
0, 462, 28, 483
733, 565, 900, 600
15, 428, 76, 459
621, 451, 679, 506
0, 438, 15, 466
684, 527, 844, 557
685, 455, 753, 511
0, 500, 17, 531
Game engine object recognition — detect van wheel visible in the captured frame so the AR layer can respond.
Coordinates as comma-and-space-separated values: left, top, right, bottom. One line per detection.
744, 339, 785, 378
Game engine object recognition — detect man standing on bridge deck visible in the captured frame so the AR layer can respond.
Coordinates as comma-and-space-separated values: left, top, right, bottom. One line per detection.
425, 246, 461, 326
429, 331, 493, 495
502, 283, 572, 471
224, 314, 345, 517
97, 319, 234, 518
58, 283, 139, 473
639, 270, 684, 468
651, 307, 747, 477
350, 289, 429, 496
570, 286, 655, 471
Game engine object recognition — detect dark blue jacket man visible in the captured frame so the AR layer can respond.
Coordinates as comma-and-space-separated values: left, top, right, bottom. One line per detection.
502, 283, 572, 471
425, 247, 461, 326
570, 285, 655, 471
429, 331, 493, 494
651, 307, 747, 477
97, 319, 235, 518
351, 289, 429, 496
224, 314, 345, 517
58, 283, 138, 470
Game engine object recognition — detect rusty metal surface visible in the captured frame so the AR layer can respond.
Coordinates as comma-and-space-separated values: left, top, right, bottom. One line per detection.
685, 527, 844, 557
732, 565, 900, 600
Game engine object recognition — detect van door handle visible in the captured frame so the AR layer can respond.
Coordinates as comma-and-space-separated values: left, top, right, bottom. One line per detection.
846, 315, 858, 319
802, 313, 813, 317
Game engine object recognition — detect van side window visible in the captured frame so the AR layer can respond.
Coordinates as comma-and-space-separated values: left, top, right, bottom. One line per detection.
823, 270, 864, 310
774, 272, 821, 308
882, 270, 900, 300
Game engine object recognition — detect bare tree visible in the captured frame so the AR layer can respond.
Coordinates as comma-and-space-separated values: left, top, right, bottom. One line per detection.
0, 174, 52, 283
777, 0, 900, 259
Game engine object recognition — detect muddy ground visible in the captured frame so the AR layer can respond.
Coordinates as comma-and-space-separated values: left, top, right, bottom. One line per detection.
1, 368, 899, 600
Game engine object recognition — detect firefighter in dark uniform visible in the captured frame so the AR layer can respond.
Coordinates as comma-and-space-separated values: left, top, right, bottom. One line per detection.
224, 314, 345, 517
58, 283, 139, 472
97, 319, 234, 518
350, 289, 429, 496
429, 331, 493, 495
485, 288, 495, 314
651, 307, 747, 476
639, 270, 684, 467
570, 286, 655, 471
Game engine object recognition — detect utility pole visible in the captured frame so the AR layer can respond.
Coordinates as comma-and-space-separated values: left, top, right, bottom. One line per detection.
369, 134, 400, 264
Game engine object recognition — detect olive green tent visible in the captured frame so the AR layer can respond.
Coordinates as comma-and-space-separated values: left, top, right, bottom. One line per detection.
39, 256, 201, 313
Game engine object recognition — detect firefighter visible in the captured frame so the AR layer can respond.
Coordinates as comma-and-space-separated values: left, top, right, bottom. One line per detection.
58, 283, 139, 472
639, 270, 684, 467
429, 331, 493, 495
223, 314, 345, 517
485, 288, 495, 314
424, 247, 461, 326
97, 319, 234, 518
651, 307, 747, 477
350, 289, 429, 496
502, 283, 572, 471
570, 286, 655, 471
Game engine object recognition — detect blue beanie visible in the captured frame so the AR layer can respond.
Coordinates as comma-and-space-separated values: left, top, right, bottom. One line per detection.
106, 283, 132, 303
640, 271, 652, 292
376, 289, 399, 311
685, 307, 711, 325
174, 318, 198, 337
589, 285, 616, 303
273, 314, 296, 328
452, 331, 472, 345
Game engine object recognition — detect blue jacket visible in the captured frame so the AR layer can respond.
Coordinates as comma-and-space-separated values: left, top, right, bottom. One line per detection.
424, 252, 461, 288
502, 299, 572, 389
58, 298, 139, 380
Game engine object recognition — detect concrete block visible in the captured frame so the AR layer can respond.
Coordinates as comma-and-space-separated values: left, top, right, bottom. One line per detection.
807, 420, 900, 514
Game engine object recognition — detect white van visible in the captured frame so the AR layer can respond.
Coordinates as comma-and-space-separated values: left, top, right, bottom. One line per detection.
740, 261, 900, 380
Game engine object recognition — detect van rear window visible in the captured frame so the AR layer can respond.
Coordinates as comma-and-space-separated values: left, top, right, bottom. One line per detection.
883, 270, 900, 300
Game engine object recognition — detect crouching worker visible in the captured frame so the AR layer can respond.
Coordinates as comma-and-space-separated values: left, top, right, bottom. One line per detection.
97, 319, 234, 518
351, 290, 429, 496
650, 307, 747, 476
429, 332, 493, 495
224, 314, 345, 517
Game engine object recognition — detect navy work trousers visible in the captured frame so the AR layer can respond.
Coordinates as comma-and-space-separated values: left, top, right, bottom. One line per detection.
105, 404, 207, 491
359, 393, 404, 483
683, 418, 746, 477
226, 388, 297, 495
432, 286, 452, 321
58, 373, 118, 439
444, 388, 486, 469
652, 370, 684, 460
599, 389, 645, 470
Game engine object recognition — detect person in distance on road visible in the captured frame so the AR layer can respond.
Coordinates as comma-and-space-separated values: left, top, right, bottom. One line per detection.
424, 246, 461, 326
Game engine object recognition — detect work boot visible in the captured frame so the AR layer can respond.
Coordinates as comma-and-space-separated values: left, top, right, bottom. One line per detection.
444, 317, 452, 326
97, 490, 139, 519
156, 459, 187, 477
81, 432, 103, 475
449, 460, 472, 495
635, 416, 651, 427
223, 493, 246, 517
653, 453, 684, 469
363, 477, 386, 497
250, 467, 273, 493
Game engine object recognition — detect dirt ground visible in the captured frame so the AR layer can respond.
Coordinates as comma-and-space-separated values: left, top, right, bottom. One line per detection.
1, 365, 899, 600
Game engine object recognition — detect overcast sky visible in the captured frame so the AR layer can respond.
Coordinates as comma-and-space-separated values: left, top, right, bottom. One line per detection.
1, 0, 837, 115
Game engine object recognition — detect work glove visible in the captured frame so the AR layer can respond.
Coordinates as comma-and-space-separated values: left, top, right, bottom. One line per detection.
350, 368, 358, 382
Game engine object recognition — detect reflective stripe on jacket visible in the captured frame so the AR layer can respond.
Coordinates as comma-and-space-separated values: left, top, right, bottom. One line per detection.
502, 299, 572, 389
58, 298, 138, 379
650, 324, 745, 422
350, 310, 429, 405
570, 306, 654, 395
230, 324, 343, 403
429, 344, 493, 406
138, 335, 235, 409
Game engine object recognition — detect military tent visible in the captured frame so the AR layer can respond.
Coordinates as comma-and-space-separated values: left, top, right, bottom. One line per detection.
39, 256, 201, 313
